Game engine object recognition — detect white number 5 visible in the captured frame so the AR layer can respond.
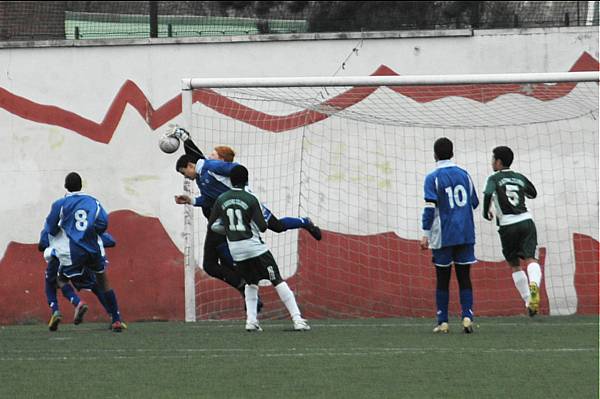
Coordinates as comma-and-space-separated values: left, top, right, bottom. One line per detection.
505, 184, 520, 206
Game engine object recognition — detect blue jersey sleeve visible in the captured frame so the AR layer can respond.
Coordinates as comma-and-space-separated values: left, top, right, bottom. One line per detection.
45, 198, 65, 236
424, 173, 438, 203
94, 203, 108, 235
204, 159, 239, 176
38, 226, 50, 252
469, 175, 479, 210
194, 195, 207, 208
421, 173, 437, 234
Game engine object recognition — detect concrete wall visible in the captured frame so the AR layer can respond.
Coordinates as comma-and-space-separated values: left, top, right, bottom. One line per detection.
0, 27, 597, 323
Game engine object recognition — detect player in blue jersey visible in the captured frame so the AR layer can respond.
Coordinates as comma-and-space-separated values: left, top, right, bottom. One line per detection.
420, 138, 479, 334
44, 172, 124, 332
167, 125, 320, 311
38, 227, 115, 331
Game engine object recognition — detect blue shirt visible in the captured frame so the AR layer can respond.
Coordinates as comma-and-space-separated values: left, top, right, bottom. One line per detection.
193, 159, 239, 218
422, 160, 479, 249
44, 192, 108, 266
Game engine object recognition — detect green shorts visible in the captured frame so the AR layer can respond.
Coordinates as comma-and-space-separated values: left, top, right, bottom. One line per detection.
498, 219, 538, 265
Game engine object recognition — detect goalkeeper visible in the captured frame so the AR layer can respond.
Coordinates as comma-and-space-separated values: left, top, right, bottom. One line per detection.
167, 125, 321, 312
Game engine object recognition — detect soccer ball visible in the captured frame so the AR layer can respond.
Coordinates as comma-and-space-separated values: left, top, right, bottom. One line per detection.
159, 135, 180, 153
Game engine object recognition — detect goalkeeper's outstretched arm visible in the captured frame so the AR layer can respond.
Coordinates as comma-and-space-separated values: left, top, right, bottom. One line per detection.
183, 136, 205, 163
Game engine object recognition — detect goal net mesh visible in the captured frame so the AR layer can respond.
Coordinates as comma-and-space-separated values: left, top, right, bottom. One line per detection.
185, 78, 598, 320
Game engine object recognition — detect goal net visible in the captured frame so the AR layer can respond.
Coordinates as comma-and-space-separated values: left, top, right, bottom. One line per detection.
181, 70, 599, 321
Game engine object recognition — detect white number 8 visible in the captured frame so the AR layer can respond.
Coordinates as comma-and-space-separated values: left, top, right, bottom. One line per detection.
75, 210, 88, 231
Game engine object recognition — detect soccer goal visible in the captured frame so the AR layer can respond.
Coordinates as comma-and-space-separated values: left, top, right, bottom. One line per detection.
180, 69, 599, 322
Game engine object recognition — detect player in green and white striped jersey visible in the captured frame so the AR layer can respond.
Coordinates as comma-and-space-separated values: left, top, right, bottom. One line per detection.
208, 165, 310, 332
483, 146, 542, 316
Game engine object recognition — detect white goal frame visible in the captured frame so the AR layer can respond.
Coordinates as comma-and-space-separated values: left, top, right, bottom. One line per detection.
180, 71, 599, 322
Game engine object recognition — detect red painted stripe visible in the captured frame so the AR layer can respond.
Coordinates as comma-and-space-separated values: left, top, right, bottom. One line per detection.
0, 53, 597, 142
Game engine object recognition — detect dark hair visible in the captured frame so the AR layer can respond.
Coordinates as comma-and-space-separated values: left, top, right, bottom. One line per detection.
434, 137, 453, 160
175, 154, 196, 172
64, 172, 82, 192
492, 146, 514, 167
230, 165, 248, 187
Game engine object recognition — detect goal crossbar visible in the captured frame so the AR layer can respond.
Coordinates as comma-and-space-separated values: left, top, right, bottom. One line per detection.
183, 72, 599, 89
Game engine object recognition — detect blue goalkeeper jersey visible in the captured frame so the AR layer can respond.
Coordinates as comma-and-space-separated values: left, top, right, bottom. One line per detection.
421, 160, 479, 249
44, 192, 108, 266
193, 159, 239, 218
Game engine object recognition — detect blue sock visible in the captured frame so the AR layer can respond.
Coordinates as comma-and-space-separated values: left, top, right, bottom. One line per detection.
60, 284, 80, 306
459, 289, 474, 319
103, 289, 121, 323
45, 279, 59, 313
279, 217, 307, 230
92, 286, 111, 315
436, 289, 449, 324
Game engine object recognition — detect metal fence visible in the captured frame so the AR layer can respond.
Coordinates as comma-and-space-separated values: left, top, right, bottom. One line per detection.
0, 1, 598, 42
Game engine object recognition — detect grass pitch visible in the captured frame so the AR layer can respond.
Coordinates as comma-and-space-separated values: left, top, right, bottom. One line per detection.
0, 316, 597, 399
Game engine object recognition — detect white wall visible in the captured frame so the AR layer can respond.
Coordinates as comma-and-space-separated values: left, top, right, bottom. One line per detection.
0, 26, 597, 315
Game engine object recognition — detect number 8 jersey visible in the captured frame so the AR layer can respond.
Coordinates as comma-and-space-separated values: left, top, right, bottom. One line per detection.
422, 160, 479, 249
44, 192, 108, 266
483, 169, 537, 226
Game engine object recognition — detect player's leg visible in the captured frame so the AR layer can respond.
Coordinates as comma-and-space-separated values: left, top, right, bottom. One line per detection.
500, 224, 531, 310
520, 220, 541, 316
266, 211, 322, 241
432, 248, 452, 333
44, 258, 62, 331
453, 245, 476, 333
51, 259, 88, 325
258, 251, 310, 331
203, 230, 246, 295
215, 240, 263, 313
91, 259, 123, 332
237, 259, 262, 332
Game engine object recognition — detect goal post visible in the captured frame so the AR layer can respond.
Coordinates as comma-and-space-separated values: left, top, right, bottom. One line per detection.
181, 71, 599, 321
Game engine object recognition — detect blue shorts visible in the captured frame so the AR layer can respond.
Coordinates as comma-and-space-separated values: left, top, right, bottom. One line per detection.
432, 244, 476, 267
59, 253, 107, 279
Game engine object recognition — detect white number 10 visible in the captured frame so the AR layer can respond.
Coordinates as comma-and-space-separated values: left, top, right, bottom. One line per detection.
445, 185, 467, 209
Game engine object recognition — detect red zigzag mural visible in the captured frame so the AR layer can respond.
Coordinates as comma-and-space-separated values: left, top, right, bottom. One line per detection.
0, 52, 597, 142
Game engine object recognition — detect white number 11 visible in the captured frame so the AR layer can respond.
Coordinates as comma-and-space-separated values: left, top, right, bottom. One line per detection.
226, 208, 246, 231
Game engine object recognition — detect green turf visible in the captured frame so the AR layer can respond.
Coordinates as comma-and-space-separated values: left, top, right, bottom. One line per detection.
0, 316, 597, 399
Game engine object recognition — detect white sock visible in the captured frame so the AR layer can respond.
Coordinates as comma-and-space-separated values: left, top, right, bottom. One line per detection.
512, 271, 531, 306
275, 282, 301, 321
244, 285, 259, 323
527, 262, 542, 287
